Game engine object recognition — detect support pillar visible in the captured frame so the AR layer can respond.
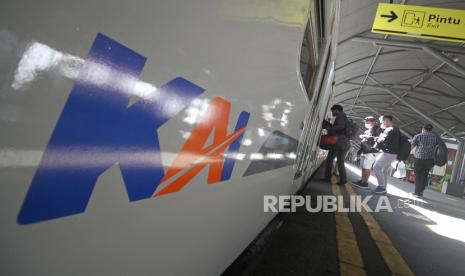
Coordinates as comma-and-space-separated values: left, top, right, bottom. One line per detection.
446, 142, 465, 197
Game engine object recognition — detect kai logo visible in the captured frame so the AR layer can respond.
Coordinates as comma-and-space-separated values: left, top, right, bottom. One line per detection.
18, 33, 249, 224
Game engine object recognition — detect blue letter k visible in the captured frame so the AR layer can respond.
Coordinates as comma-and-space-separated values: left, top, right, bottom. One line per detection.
17, 33, 205, 224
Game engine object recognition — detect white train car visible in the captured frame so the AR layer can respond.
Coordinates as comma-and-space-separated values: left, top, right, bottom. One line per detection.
0, 0, 340, 275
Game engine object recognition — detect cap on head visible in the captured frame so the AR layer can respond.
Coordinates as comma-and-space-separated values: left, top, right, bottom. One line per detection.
423, 123, 433, 131
364, 116, 376, 122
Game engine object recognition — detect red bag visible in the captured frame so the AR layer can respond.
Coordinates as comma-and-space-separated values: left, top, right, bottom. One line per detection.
319, 135, 338, 150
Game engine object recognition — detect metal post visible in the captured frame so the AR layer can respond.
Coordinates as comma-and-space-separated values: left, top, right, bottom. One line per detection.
447, 141, 465, 197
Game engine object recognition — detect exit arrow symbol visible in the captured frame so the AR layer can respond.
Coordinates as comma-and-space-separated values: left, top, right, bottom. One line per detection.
381, 11, 398, 22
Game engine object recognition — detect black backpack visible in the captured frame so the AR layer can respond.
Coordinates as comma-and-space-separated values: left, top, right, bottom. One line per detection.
397, 134, 411, 161
434, 138, 448, 166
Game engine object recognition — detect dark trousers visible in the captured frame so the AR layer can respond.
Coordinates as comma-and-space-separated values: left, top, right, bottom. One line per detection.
414, 158, 434, 194
325, 147, 347, 184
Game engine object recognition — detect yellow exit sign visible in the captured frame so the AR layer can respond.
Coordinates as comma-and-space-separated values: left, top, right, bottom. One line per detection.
372, 3, 465, 43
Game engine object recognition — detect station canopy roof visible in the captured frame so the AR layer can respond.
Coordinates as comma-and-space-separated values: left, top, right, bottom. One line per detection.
335, 0, 465, 140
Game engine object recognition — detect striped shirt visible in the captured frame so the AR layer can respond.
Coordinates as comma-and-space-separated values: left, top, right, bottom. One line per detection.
411, 132, 439, 160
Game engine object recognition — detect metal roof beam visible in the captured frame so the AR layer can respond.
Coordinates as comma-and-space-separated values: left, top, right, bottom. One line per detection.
352, 37, 465, 77
400, 101, 465, 128
396, 71, 428, 85
423, 47, 465, 78
337, 91, 462, 116
341, 98, 412, 137
335, 69, 463, 87
348, 34, 388, 114
339, 94, 465, 127
367, 76, 463, 141
344, 107, 417, 137
337, 85, 465, 127
387, 83, 465, 99
343, 106, 455, 123
343, 81, 465, 100
335, 49, 406, 71
342, 101, 418, 123
389, 61, 446, 106
345, 105, 454, 122
432, 73, 465, 97
353, 37, 465, 56
340, 103, 420, 116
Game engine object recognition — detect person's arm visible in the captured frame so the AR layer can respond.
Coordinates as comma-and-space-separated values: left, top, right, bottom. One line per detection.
382, 127, 396, 147
374, 127, 383, 138
411, 135, 419, 147
410, 134, 418, 151
357, 147, 362, 156
327, 116, 346, 135
322, 119, 332, 130
360, 130, 371, 141
374, 127, 394, 149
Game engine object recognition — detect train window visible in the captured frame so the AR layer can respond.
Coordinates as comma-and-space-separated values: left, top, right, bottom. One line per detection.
300, 1, 320, 100
295, 1, 326, 179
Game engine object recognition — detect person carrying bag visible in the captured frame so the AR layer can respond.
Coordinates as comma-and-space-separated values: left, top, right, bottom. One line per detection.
352, 116, 382, 189
320, 105, 350, 185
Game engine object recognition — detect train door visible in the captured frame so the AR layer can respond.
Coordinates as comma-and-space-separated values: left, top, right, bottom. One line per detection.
293, 2, 323, 182
294, 0, 340, 186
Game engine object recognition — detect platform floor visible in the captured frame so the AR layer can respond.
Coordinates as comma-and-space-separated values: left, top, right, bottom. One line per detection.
223, 164, 465, 276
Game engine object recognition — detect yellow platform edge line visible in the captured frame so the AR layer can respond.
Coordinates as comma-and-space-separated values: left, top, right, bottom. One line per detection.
346, 183, 414, 276
331, 177, 366, 276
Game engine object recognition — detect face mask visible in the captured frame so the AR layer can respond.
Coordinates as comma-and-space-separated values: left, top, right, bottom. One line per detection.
365, 123, 372, 129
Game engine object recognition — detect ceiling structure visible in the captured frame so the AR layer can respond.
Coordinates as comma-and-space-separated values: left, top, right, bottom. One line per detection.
334, 0, 465, 140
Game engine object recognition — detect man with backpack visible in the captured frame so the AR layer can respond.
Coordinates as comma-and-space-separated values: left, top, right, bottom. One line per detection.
410, 124, 440, 198
372, 115, 400, 195
353, 116, 382, 189
321, 105, 350, 186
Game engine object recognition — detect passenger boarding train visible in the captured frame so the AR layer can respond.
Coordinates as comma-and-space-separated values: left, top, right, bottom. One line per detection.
0, 0, 340, 275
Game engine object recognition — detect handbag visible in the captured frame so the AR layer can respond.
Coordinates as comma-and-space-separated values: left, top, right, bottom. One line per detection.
319, 135, 338, 150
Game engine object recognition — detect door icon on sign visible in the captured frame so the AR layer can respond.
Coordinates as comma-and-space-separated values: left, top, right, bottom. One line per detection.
402, 10, 425, 28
